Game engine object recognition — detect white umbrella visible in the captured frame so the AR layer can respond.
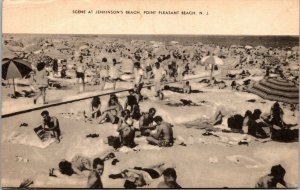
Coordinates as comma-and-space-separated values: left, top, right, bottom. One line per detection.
245, 45, 253, 49
201, 56, 224, 80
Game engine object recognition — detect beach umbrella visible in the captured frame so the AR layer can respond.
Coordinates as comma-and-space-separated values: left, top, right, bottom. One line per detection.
170, 41, 179, 44
245, 45, 253, 49
265, 56, 280, 66
201, 56, 224, 80
2, 58, 33, 94
248, 77, 298, 104
79, 44, 89, 50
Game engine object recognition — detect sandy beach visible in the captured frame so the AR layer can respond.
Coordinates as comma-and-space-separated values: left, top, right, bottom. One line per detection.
1, 34, 299, 188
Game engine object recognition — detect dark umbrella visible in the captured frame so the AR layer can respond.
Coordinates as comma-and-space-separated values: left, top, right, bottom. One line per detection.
248, 77, 298, 104
2, 58, 33, 94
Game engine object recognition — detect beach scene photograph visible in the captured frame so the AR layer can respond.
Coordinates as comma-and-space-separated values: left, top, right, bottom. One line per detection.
1, 34, 299, 188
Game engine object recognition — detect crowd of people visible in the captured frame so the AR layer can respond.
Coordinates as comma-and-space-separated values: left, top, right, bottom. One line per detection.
5, 38, 298, 188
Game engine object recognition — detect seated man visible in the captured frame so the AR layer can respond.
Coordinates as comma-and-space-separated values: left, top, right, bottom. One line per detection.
255, 164, 288, 188
183, 81, 191, 94
139, 108, 157, 136
268, 102, 284, 128
40, 110, 61, 143
157, 168, 182, 188
248, 109, 270, 138
146, 116, 174, 147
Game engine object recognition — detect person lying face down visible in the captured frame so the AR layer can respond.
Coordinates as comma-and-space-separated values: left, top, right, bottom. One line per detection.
109, 163, 179, 188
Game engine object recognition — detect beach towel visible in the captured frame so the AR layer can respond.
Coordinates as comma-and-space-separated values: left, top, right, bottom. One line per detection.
7, 131, 56, 149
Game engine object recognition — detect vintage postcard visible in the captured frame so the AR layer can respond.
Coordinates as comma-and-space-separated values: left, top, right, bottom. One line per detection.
1, 0, 299, 188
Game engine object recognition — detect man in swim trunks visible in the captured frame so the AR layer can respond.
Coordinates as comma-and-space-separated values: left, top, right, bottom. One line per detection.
139, 108, 157, 136
41, 110, 61, 143
75, 56, 86, 85
146, 116, 174, 147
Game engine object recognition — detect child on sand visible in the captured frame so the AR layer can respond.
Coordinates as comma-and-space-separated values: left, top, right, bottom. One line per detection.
183, 81, 191, 94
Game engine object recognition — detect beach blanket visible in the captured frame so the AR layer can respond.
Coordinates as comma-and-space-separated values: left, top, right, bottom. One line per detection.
7, 131, 56, 149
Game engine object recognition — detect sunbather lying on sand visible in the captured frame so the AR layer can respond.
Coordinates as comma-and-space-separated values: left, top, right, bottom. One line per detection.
49, 152, 115, 177
109, 163, 179, 188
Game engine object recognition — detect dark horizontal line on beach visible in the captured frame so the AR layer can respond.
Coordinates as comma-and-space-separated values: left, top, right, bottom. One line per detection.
1, 76, 205, 118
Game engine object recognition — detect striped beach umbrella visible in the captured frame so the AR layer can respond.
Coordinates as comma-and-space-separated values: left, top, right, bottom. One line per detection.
2, 58, 33, 94
265, 56, 280, 66
248, 77, 298, 104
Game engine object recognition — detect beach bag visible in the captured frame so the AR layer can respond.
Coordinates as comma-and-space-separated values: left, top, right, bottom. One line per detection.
227, 114, 244, 130
107, 136, 121, 149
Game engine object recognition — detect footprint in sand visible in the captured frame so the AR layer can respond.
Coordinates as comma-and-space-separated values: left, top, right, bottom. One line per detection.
226, 155, 262, 168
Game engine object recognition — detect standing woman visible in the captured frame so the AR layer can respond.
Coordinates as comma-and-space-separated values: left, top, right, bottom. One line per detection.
34, 62, 48, 104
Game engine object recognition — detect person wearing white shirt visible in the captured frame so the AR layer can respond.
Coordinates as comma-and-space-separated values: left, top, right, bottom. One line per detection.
152, 62, 166, 99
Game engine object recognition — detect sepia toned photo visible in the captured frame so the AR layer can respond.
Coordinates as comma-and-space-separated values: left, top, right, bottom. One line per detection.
1, 0, 299, 189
